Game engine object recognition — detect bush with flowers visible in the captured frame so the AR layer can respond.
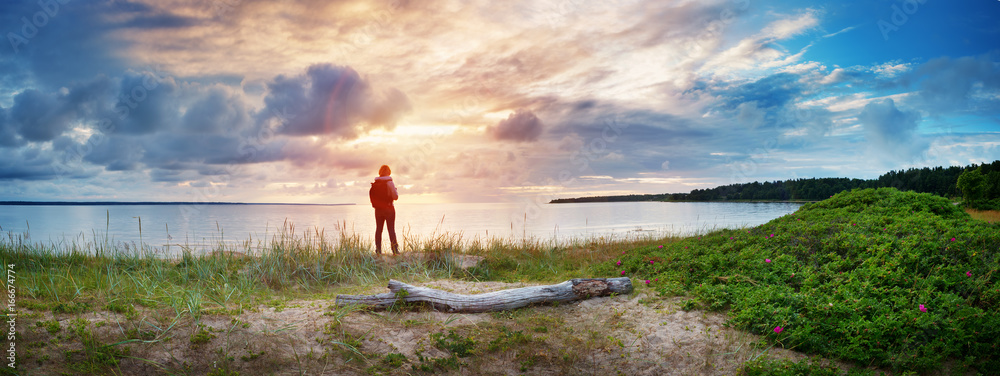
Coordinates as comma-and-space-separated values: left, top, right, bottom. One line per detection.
599, 188, 1000, 374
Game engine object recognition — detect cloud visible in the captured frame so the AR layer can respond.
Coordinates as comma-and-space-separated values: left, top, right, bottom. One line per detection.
110, 72, 180, 135
762, 11, 820, 39
491, 110, 543, 142
701, 11, 820, 76
870, 62, 911, 79
722, 73, 803, 112
181, 86, 251, 134
8, 89, 75, 142
0, 1, 173, 89
0, 106, 25, 148
822, 25, 858, 38
858, 99, 927, 160
911, 56, 1000, 112
257, 64, 411, 138
80, 135, 145, 171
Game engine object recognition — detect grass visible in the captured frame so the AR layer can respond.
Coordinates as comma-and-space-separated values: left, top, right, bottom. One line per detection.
2, 188, 997, 374
0, 221, 665, 322
966, 208, 1000, 223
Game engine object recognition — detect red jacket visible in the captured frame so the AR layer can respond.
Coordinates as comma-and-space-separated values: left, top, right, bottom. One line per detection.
371, 176, 399, 210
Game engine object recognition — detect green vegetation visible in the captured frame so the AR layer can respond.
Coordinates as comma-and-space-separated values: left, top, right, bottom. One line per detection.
190, 324, 217, 347
64, 318, 131, 374
34, 319, 61, 334
740, 357, 876, 376
553, 160, 1000, 203
600, 188, 999, 373
958, 166, 1000, 210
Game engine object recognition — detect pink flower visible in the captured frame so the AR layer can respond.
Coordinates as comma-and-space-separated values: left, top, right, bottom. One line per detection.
621, 270, 626, 276
765, 259, 771, 263
658, 245, 664, 249
616, 261, 621, 266
729, 237, 733, 240
966, 271, 972, 277
622, 251, 626, 254
950, 237, 956, 242
919, 304, 927, 312
770, 233, 775, 237
654, 278, 658, 281
773, 326, 783, 333
649, 260, 655, 265
645, 280, 650, 284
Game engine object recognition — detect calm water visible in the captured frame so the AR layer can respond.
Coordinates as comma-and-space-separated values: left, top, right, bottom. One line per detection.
0, 202, 803, 253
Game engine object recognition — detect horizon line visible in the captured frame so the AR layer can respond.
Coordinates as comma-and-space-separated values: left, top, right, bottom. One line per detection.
0, 201, 357, 206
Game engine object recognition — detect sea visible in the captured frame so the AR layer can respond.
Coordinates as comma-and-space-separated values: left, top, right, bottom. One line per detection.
0, 201, 803, 254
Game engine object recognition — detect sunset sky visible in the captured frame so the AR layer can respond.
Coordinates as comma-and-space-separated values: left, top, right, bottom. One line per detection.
1, 0, 998, 204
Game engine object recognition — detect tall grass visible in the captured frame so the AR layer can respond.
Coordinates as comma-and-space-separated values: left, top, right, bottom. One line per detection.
966, 208, 1000, 223
0, 221, 683, 318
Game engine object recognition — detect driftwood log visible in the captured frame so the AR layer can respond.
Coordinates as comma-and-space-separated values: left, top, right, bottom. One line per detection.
335, 278, 633, 313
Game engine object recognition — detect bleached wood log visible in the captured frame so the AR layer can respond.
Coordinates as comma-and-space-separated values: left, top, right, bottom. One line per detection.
335, 278, 632, 313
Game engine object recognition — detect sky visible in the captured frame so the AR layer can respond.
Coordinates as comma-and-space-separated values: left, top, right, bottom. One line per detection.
0, 0, 998, 204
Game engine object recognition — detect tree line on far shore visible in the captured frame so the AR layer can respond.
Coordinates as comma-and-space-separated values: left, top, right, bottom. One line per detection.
551, 160, 1000, 209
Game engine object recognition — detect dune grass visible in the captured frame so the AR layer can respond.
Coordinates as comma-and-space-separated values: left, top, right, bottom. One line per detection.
0, 220, 670, 323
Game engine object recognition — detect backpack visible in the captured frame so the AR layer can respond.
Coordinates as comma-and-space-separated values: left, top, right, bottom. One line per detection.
369, 179, 391, 208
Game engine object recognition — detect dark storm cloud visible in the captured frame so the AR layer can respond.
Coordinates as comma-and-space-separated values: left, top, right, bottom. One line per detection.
79, 135, 144, 171
109, 72, 180, 135
5, 76, 115, 142
0, 106, 25, 148
181, 87, 250, 134
859, 99, 927, 160
258, 64, 412, 138
0, 145, 57, 180
9, 89, 77, 142
491, 110, 543, 142
1, 60, 415, 183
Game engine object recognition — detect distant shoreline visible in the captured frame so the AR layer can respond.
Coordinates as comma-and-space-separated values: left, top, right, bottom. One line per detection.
0, 201, 355, 206
550, 199, 818, 204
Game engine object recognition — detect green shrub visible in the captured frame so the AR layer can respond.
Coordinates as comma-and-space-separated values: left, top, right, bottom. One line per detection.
741, 357, 875, 376
600, 188, 1000, 373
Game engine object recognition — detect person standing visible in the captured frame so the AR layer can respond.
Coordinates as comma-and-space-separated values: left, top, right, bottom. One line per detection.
370, 165, 399, 255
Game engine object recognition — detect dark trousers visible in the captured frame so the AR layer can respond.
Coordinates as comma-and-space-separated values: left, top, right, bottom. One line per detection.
375, 207, 398, 254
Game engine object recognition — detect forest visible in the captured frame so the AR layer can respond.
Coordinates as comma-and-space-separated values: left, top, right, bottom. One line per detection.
551, 160, 1000, 206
